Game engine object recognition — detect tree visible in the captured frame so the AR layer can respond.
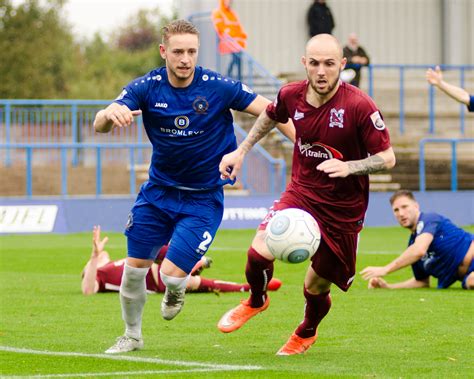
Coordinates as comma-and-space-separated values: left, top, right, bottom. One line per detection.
0, 0, 80, 98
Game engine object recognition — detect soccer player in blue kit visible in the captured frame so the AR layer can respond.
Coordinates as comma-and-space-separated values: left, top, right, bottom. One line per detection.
93, 19, 294, 354
361, 190, 474, 290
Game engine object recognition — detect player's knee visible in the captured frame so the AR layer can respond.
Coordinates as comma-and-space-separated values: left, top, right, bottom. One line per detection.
160, 270, 189, 291
251, 231, 274, 261
120, 264, 148, 298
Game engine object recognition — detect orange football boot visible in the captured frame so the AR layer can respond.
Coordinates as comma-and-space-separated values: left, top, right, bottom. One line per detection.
217, 297, 270, 333
276, 332, 317, 356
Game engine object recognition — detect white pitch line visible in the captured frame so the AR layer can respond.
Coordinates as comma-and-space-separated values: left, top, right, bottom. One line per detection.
0, 346, 262, 372
2, 368, 231, 378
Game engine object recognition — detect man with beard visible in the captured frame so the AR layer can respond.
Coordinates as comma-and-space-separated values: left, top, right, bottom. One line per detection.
360, 190, 474, 290
93, 19, 294, 354
216, 33, 395, 355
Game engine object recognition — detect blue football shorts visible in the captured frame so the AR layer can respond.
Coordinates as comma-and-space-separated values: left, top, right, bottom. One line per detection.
125, 186, 224, 273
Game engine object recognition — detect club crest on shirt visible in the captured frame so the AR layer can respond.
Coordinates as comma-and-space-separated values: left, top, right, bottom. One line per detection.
329, 108, 345, 128
416, 220, 424, 235
193, 96, 209, 114
115, 89, 127, 101
370, 111, 386, 130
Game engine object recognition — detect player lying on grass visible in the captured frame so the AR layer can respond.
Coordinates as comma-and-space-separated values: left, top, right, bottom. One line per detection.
361, 190, 474, 290
82, 226, 282, 295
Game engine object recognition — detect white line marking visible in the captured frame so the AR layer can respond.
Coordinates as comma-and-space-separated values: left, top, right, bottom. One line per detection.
0, 346, 262, 372
2, 368, 230, 378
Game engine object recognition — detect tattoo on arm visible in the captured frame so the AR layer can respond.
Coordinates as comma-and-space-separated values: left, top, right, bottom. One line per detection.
240, 113, 277, 153
347, 154, 386, 175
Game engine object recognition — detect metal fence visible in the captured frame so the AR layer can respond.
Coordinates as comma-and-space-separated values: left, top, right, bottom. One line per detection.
418, 138, 474, 192
0, 122, 286, 197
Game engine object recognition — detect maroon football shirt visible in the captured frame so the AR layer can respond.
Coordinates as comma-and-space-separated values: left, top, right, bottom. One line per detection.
266, 81, 391, 232
96, 259, 160, 293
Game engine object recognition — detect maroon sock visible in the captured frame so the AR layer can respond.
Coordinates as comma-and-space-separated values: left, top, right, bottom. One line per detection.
154, 244, 169, 263
246, 247, 274, 308
295, 288, 331, 338
195, 278, 247, 293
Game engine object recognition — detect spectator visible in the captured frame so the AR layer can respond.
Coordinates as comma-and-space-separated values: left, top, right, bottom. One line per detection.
426, 65, 474, 111
342, 32, 370, 88
81, 226, 282, 295
307, 0, 335, 37
212, 0, 248, 80
360, 190, 474, 290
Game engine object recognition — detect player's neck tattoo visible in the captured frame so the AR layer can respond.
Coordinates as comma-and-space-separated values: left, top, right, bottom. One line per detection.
347, 155, 386, 175
240, 113, 276, 153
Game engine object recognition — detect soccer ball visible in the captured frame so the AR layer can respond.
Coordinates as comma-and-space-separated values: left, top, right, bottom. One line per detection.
265, 208, 321, 263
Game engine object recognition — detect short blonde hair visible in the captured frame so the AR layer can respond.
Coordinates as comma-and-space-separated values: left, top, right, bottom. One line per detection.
161, 19, 200, 45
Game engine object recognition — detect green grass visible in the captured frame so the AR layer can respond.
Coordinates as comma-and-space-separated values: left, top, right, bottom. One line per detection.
1, 226, 473, 378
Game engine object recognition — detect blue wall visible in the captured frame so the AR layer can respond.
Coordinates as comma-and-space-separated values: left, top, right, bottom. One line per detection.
0, 191, 472, 234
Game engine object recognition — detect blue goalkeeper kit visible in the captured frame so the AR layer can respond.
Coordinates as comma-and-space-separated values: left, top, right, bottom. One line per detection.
409, 212, 473, 288
115, 66, 257, 272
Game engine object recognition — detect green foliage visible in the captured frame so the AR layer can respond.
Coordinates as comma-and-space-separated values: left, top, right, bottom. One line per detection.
0, 0, 176, 99
1, 227, 473, 377
0, 0, 79, 98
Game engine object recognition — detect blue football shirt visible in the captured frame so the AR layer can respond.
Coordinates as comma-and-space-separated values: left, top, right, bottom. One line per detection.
409, 212, 473, 288
114, 66, 257, 189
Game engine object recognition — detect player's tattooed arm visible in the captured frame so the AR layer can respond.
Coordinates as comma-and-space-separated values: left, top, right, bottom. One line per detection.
347, 154, 386, 175
317, 147, 395, 178
240, 112, 277, 153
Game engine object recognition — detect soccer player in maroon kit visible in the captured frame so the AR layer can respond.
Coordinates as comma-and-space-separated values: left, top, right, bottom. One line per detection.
217, 34, 396, 355
82, 226, 282, 296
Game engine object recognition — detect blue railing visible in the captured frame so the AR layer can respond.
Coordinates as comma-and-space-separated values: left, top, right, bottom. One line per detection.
234, 124, 286, 195
367, 64, 474, 135
419, 138, 474, 192
0, 135, 286, 197
0, 99, 148, 167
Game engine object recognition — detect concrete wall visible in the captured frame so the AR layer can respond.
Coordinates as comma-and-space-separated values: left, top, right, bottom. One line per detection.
178, 0, 474, 76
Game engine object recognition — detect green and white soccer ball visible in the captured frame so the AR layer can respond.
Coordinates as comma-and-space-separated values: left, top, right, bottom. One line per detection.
265, 208, 321, 263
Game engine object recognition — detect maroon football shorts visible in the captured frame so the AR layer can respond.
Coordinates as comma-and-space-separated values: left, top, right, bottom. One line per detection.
259, 193, 359, 292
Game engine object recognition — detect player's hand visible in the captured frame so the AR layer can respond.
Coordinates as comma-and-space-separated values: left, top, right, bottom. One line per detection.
92, 225, 109, 257
426, 65, 443, 87
360, 266, 389, 280
316, 159, 350, 178
103, 103, 142, 128
219, 147, 246, 181
368, 277, 389, 289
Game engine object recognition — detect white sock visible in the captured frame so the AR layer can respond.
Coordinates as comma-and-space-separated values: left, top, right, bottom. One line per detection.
160, 271, 189, 291
120, 264, 149, 340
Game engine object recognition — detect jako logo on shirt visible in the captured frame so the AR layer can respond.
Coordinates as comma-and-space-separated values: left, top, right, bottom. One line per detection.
155, 102, 168, 108
329, 108, 345, 128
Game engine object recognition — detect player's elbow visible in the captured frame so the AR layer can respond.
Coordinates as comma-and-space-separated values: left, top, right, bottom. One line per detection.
384, 150, 396, 170
386, 155, 396, 170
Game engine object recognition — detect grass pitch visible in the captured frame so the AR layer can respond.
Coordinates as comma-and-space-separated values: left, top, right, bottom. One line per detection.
1, 226, 473, 378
